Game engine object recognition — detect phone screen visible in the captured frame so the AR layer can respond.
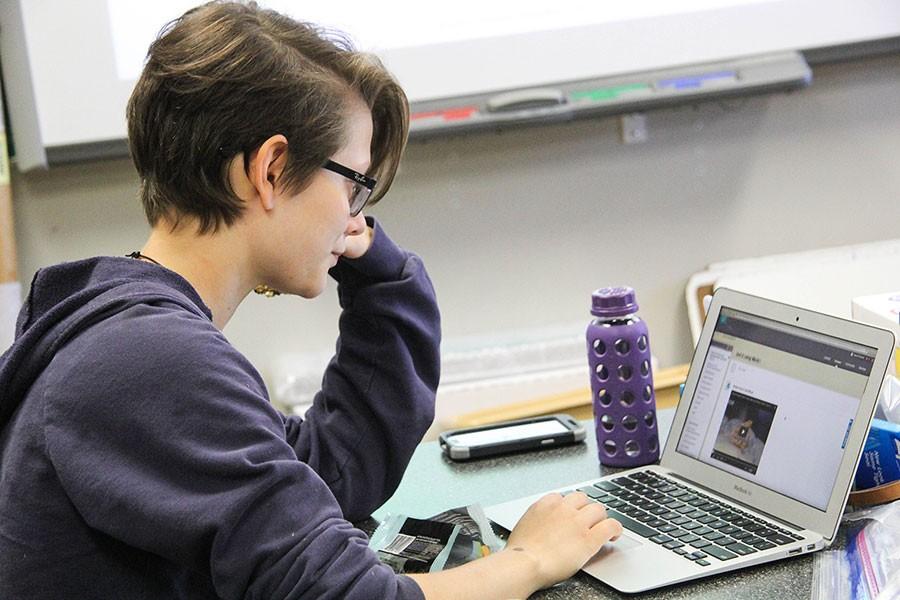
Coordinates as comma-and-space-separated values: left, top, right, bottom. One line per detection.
447, 419, 569, 448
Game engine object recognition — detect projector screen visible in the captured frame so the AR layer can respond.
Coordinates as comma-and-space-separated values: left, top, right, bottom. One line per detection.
2, 0, 899, 170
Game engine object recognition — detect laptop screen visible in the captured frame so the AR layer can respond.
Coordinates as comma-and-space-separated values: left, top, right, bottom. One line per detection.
675, 307, 877, 511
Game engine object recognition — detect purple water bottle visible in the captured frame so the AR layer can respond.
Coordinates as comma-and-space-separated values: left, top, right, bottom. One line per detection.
586, 287, 659, 467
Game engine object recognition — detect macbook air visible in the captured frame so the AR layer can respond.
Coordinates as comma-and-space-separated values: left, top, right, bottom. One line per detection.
486, 288, 895, 593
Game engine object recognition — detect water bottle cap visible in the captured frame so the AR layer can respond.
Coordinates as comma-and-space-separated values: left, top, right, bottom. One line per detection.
591, 286, 639, 317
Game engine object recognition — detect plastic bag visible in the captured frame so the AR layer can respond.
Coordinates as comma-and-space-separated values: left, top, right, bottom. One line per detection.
874, 375, 900, 424
369, 504, 505, 574
811, 500, 900, 600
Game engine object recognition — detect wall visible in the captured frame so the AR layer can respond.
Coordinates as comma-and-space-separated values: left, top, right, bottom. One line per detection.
10, 53, 900, 400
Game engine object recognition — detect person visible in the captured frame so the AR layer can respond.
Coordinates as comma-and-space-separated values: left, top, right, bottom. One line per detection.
0, 2, 622, 599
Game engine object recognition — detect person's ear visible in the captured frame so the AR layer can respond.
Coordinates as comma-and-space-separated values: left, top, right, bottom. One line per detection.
247, 134, 289, 211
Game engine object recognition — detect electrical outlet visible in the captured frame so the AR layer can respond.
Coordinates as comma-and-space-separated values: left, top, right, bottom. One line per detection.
620, 113, 649, 144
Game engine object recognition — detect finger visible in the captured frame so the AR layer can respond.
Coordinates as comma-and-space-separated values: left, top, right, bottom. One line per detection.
562, 491, 591, 508
537, 492, 565, 505
574, 500, 609, 528
609, 523, 623, 542
590, 517, 624, 546
529, 493, 564, 514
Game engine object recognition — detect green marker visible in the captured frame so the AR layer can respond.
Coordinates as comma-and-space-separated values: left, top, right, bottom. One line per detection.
570, 83, 651, 102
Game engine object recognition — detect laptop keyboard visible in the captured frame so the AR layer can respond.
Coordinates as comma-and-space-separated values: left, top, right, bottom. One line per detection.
563, 470, 805, 567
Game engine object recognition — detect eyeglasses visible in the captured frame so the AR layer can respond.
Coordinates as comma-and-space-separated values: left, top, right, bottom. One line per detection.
321, 159, 376, 217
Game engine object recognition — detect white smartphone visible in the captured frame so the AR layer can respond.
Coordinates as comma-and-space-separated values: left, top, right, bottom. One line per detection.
439, 414, 586, 461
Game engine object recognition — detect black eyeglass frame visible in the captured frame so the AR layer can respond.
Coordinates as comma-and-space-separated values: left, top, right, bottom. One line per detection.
322, 159, 377, 217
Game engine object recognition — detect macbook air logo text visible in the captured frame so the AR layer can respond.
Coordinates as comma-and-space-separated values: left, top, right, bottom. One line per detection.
734, 484, 752, 496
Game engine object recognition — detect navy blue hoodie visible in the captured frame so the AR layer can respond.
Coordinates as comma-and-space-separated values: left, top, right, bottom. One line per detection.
0, 220, 438, 599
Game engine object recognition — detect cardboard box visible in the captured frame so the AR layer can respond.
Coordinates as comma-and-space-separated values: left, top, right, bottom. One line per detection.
855, 418, 900, 490
851, 292, 900, 376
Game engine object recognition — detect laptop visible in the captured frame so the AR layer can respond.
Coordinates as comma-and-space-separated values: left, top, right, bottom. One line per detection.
486, 288, 896, 593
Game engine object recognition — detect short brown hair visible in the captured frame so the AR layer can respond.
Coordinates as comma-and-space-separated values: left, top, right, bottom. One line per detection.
127, 1, 409, 233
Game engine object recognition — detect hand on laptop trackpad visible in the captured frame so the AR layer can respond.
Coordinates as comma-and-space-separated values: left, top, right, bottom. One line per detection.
596, 534, 642, 558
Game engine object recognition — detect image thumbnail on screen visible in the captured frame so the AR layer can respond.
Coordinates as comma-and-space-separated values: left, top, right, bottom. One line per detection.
711, 390, 777, 475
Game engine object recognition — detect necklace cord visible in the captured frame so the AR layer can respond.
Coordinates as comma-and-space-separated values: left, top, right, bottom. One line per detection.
126, 251, 163, 267
128, 251, 281, 298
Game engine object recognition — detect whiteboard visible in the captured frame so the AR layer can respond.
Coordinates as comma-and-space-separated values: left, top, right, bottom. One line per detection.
2, 0, 899, 170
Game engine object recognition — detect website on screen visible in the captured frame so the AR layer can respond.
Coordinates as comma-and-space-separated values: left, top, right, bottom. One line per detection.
677, 308, 875, 510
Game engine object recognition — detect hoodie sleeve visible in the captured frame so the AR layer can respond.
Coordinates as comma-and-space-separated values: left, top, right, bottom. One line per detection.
41, 298, 425, 600
281, 218, 441, 521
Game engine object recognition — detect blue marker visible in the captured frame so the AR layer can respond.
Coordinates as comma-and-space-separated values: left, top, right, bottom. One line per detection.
655, 70, 738, 91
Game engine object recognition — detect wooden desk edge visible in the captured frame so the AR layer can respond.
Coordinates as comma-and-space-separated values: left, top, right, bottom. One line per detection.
450, 363, 689, 428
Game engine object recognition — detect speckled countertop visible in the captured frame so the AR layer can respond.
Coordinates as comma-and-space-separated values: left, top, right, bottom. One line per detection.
364, 410, 839, 599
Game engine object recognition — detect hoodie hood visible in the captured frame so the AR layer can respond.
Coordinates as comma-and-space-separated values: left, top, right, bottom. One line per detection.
0, 256, 211, 429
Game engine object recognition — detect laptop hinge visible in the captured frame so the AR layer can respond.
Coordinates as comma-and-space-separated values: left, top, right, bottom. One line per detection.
666, 472, 804, 532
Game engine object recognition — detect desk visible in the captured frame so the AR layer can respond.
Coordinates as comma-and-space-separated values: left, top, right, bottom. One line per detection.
370, 409, 820, 599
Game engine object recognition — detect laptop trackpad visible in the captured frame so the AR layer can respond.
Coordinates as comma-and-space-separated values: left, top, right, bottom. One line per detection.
596, 534, 642, 558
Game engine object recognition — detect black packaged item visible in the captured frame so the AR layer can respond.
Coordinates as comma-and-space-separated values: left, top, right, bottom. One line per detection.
369, 504, 504, 574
